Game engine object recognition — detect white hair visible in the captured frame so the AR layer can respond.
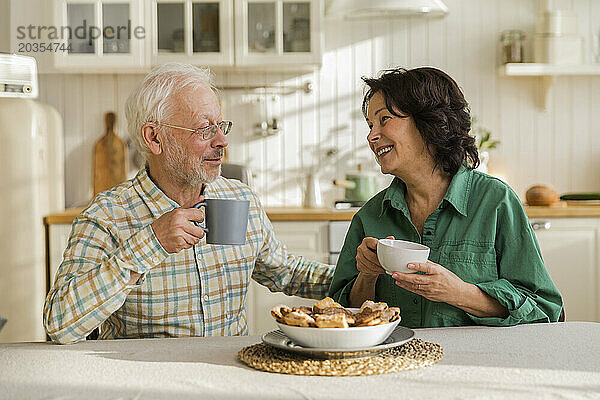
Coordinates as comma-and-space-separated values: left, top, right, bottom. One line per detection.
125, 63, 218, 161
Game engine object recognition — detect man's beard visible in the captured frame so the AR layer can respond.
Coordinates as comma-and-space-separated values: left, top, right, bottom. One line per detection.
162, 134, 222, 187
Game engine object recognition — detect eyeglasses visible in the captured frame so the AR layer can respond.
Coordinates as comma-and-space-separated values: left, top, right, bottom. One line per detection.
154, 120, 233, 140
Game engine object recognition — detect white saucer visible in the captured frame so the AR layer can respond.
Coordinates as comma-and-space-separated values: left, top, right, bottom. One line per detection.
261, 325, 415, 359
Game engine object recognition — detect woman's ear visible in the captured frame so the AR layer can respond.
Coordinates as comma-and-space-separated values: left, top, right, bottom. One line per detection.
141, 124, 162, 155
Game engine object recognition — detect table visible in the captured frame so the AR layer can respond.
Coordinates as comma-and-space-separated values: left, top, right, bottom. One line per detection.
1, 322, 599, 399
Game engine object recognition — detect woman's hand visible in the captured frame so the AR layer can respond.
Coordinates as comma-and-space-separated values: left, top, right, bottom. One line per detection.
391, 261, 467, 305
355, 236, 391, 276
350, 235, 393, 307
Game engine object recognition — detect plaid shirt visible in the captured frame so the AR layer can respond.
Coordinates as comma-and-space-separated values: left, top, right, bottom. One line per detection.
44, 168, 333, 344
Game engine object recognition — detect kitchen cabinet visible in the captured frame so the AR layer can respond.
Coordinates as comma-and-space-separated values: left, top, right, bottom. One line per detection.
530, 217, 599, 322
233, 0, 322, 67
151, 0, 234, 66
53, 0, 147, 72
52, 0, 321, 71
47, 223, 73, 291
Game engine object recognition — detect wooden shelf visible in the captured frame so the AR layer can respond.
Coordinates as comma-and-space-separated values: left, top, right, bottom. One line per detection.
498, 63, 600, 110
499, 63, 600, 76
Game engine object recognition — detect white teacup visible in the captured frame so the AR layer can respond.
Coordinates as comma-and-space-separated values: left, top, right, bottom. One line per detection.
376, 239, 430, 274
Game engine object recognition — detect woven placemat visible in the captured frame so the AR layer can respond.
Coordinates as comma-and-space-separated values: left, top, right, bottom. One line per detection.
238, 338, 443, 376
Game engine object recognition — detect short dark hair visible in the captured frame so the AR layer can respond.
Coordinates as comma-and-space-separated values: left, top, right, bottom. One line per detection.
361, 67, 478, 175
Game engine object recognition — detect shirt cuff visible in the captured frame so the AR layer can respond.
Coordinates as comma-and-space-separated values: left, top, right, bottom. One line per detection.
467, 280, 544, 326
112, 225, 169, 274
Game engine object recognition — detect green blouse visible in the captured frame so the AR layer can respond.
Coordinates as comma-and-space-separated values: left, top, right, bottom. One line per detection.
329, 166, 563, 328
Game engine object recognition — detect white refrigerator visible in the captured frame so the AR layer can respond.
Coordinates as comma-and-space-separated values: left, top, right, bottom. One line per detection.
0, 55, 64, 342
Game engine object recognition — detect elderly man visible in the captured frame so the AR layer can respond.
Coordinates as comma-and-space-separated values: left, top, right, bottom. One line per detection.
44, 63, 333, 344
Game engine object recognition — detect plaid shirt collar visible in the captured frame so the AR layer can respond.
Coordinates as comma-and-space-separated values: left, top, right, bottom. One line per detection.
134, 167, 179, 218
134, 165, 244, 219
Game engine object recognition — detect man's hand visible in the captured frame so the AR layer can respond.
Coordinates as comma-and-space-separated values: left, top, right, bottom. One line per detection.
151, 198, 207, 253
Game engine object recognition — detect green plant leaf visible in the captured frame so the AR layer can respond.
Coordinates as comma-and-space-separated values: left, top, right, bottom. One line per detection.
471, 117, 500, 151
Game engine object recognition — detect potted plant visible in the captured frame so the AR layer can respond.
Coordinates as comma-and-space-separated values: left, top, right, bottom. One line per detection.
471, 117, 499, 174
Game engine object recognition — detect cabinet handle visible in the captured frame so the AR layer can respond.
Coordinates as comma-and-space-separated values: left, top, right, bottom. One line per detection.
531, 221, 551, 230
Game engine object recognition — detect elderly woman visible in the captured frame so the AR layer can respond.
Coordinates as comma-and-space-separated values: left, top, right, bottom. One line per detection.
329, 67, 562, 328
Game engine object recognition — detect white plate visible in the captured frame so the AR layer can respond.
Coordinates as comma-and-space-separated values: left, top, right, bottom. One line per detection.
262, 325, 415, 359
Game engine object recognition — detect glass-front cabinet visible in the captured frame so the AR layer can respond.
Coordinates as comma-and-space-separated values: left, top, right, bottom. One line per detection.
234, 0, 321, 66
152, 0, 234, 66
53, 0, 146, 71
52, 0, 321, 71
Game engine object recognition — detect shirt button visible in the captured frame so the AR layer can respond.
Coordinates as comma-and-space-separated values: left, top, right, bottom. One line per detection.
203, 294, 209, 301
413, 298, 418, 304
152, 257, 159, 264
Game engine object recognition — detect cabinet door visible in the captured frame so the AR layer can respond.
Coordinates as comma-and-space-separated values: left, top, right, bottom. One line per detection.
247, 221, 329, 335
234, 0, 322, 67
53, 0, 146, 71
152, 0, 234, 66
48, 224, 73, 291
531, 218, 598, 322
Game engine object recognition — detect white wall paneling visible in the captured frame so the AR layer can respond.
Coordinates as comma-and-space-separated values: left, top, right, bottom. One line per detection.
37, 0, 600, 208
0, 0, 10, 53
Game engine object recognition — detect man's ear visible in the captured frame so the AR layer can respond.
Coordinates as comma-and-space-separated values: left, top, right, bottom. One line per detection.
141, 124, 162, 155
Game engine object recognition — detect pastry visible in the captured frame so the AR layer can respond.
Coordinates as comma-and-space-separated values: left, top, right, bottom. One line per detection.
381, 307, 401, 323
319, 307, 355, 318
312, 297, 342, 313
358, 300, 388, 314
270, 305, 292, 323
291, 306, 313, 315
314, 313, 350, 328
283, 311, 316, 327
353, 309, 382, 326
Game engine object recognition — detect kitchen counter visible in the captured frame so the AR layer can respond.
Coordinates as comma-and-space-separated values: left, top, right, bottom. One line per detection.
44, 202, 600, 225
524, 203, 600, 218
43, 207, 357, 224
1, 322, 599, 399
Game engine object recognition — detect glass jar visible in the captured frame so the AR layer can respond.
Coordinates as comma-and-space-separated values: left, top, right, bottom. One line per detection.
501, 30, 525, 63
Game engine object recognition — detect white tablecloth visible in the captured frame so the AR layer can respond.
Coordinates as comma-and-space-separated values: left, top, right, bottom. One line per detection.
1, 322, 599, 399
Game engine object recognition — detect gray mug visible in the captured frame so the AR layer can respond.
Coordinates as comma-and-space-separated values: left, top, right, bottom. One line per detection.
193, 199, 249, 245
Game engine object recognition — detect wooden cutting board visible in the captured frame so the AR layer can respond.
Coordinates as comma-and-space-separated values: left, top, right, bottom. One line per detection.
93, 112, 127, 196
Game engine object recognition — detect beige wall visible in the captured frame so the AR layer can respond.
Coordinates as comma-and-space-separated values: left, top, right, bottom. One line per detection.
0, 0, 9, 52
